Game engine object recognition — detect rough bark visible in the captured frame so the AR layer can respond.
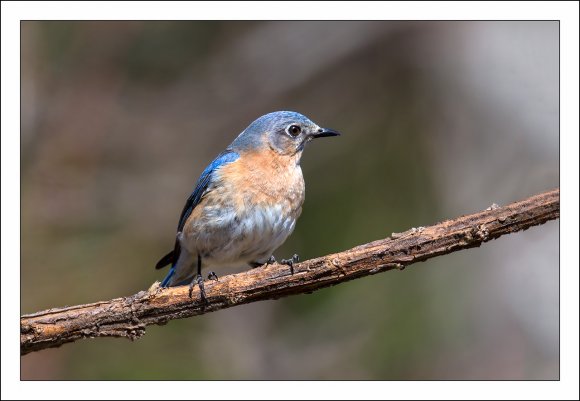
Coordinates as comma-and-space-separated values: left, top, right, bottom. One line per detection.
21, 188, 559, 355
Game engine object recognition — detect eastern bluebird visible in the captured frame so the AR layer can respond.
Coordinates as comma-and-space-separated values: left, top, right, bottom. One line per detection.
155, 111, 339, 299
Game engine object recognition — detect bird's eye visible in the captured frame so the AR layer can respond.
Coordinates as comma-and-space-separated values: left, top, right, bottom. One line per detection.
287, 124, 302, 137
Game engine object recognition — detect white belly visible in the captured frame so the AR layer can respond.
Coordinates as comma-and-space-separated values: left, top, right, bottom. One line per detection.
182, 203, 297, 267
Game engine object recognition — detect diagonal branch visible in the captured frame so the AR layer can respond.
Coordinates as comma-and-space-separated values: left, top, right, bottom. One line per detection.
21, 188, 560, 355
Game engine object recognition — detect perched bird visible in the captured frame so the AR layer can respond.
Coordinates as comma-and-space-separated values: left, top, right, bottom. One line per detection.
155, 111, 339, 299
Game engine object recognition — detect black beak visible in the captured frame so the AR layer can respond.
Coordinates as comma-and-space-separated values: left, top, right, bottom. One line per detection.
312, 127, 341, 139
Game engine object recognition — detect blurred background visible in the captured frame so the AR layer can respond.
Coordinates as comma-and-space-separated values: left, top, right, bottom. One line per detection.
21, 21, 558, 380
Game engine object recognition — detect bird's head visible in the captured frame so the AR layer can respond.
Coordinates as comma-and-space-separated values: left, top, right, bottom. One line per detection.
231, 111, 340, 157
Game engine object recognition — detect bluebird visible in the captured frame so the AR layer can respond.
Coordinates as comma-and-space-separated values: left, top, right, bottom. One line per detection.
155, 111, 339, 299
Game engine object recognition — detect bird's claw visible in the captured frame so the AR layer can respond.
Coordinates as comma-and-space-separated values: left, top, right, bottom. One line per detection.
189, 274, 207, 303
266, 255, 277, 265
281, 254, 299, 274
249, 255, 277, 269
207, 271, 219, 281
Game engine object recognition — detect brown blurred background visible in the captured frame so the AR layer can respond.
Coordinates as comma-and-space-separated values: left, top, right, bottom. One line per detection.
21, 21, 559, 380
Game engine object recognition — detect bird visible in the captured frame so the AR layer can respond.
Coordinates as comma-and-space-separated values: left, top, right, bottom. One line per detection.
155, 111, 340, 300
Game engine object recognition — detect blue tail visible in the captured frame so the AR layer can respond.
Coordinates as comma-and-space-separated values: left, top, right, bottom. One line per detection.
161, 267, 175, 287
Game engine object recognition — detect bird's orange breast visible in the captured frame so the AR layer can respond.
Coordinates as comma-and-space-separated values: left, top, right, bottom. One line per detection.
216, 148, 305, 218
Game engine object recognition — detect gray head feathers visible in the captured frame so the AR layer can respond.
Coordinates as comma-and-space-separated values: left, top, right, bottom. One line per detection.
230, 111, 316, 151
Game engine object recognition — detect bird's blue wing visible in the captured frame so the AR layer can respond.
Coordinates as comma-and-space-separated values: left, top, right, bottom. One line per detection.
176, 150, 240, 232
155, 149, 239, 273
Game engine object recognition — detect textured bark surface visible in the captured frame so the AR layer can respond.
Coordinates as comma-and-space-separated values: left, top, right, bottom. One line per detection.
21, 188, 560, 355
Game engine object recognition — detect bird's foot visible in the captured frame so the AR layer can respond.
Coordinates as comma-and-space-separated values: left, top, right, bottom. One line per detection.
280, 254, 299, 274
249, 255, 277, 269
189, 274, 207, 302
207, 271, 219, 281
266, 255, 277, 265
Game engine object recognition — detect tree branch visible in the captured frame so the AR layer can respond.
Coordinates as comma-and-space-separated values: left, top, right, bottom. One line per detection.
21, 188, 559, 355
